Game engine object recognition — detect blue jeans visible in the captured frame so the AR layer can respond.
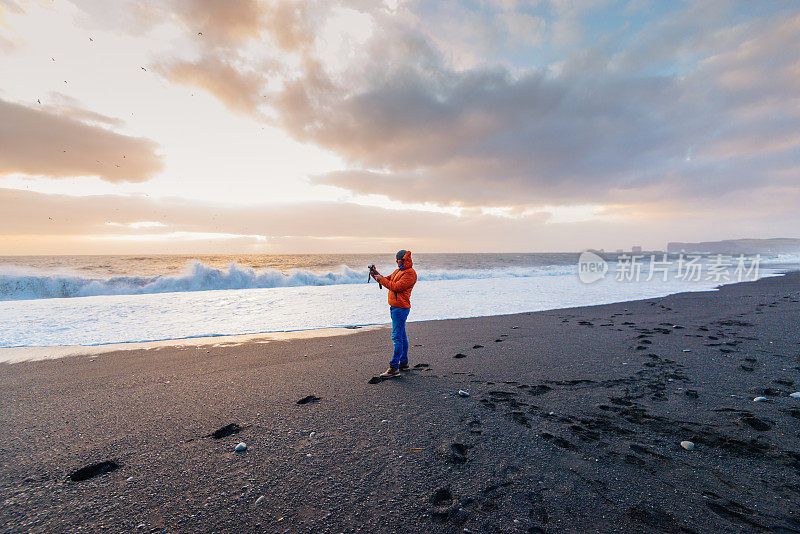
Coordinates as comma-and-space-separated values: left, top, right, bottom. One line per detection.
389, 306, 410, 368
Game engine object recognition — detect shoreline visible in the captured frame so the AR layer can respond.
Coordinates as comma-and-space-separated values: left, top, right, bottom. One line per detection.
2, 269, 795, 364
0, 325, 386, 364
1, 271, 799, 532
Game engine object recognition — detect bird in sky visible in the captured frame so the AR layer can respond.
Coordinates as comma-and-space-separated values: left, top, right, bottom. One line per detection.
140, 66, 147, 71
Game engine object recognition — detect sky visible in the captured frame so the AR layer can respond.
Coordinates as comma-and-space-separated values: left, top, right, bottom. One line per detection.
0, 0, 798, 254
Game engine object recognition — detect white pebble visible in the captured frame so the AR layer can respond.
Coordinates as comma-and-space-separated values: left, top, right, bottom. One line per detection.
234, 442, 247, 452
680, 441, 695, 451
309, 431, 316, 438
682, 349, 692, 353
753, 396, 769, 402
790, 392, 800, 399
458, 390, 470, 397
254, 495, 265, 505
126, 476, 134, 482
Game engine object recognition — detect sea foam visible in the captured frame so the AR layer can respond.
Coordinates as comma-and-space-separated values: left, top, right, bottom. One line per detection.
0, 261, 572, 301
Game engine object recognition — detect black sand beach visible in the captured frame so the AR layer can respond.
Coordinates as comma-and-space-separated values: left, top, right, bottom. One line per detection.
1, 273, 800, 533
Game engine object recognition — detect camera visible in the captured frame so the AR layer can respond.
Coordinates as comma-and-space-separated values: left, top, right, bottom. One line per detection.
368, 264, 382, 289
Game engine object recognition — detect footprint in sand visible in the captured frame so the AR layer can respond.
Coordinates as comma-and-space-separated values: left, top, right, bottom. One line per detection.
209, 423, 242, 439
297, 395, 321, 405
69, 460, 119, 482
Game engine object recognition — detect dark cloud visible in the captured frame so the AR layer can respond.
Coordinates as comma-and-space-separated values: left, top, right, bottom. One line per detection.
0, 98, 164, 182
295, 9, 800, 206
66, 1, 800, 208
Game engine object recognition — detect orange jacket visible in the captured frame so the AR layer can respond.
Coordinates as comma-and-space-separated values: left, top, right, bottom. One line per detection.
378, 250, 417, 309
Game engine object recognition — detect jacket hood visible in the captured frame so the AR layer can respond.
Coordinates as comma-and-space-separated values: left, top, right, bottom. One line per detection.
401, 250, 412, 269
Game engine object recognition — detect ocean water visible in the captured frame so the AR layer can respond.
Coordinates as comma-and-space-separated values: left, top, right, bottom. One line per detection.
0, 253, 797, 348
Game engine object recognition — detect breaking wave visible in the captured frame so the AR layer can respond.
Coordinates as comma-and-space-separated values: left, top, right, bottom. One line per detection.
0, 261, 573, 301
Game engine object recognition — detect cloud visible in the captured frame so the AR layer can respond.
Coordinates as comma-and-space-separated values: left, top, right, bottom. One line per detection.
168, 0, 267, 46
284, 6, 800, 207
2, 185, 799, 254
131, 0, 325, 114
262, 0, 317, 53
0, 0, 26, 51
155, 53, 268, 114
0, 97, 164, 182
0, 187, 558, 253
497, 12, 546, 47
63, 0, 800, 209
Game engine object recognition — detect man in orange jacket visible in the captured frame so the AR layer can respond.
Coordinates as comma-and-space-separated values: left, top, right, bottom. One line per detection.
370, 250, 417, 378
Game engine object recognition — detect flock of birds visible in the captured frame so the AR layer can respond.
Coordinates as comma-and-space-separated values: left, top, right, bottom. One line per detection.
40, 33, 210, 165
40, 31, 208, 103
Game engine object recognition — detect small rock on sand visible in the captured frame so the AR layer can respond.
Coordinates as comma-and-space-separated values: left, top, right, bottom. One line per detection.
753, 396, 769, 402
254, 495, 265, 505
458, 390, 470, 397
680, 441, 695, 451
235, 442, 247, 452
790, 392, 800, 398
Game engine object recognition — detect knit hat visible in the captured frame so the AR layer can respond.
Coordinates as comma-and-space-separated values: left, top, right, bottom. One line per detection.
396, 249, 408, 260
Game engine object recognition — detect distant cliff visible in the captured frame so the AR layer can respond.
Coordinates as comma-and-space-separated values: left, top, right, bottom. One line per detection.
667, 238, 800, 254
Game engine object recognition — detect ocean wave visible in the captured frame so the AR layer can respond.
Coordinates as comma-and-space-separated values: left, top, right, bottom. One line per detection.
0, 261, 574, 301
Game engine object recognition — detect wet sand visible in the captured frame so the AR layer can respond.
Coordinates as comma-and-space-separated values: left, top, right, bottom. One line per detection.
1, 273, 799, 533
